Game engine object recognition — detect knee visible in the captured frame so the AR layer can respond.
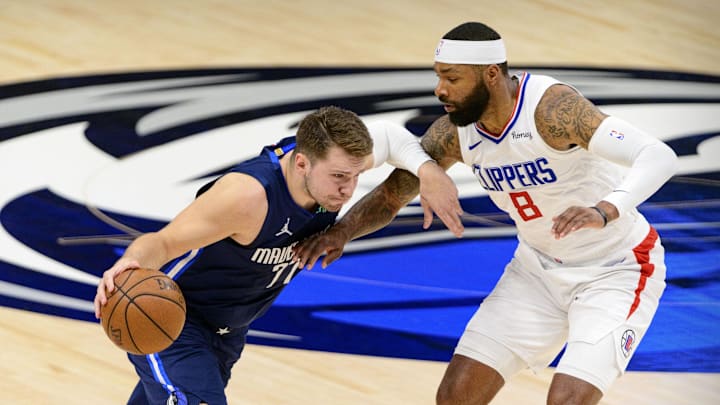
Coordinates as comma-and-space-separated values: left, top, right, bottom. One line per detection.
547, 388, 580, 405
435, 379, 459, 405
436, 382, 467, 405
436, 355, 504, 405
436, 373, 482, 405
436, 375, 497, 405
547, 383, 602, 405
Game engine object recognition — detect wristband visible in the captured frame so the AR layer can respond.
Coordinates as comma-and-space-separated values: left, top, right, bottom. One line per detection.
589, 206, 608, 227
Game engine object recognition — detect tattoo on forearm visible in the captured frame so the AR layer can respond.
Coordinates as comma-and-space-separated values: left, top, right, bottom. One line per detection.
422, 115, 462, 167
339, 115, 460, 239
342, 169, 418, 239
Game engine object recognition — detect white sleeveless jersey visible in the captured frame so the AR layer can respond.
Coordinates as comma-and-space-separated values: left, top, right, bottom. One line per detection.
458, 72, 651, 264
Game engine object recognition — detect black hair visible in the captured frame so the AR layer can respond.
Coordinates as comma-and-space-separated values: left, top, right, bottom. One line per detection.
443, 22, 509, 75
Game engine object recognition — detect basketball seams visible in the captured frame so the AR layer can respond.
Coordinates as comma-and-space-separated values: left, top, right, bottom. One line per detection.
123, 275, 176, 295
129, 295, 187, 341
123, 293, 143, 354
131, 294, 187, 313
100, 269, 186, 355
102, 284, 142, 354
113, 271, 133, 290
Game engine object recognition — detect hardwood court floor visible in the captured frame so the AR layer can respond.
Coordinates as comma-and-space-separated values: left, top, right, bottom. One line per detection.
1, 1, 718, 404
2, 306, 718, 404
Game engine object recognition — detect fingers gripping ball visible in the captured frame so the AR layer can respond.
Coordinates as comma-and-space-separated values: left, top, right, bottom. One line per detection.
100, 268, 186, 355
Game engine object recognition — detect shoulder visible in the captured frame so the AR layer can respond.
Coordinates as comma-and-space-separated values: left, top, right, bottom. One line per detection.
216, 171, 266, 194
534, 84, 607, 150
535, 83, 584, 114
203, 173, 269, 244
160, 172, 269, 248
202, 172, 268, 212
421, 115, 462, 168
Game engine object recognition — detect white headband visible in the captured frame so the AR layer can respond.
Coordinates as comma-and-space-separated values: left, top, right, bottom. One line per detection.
434, 39, 507, 65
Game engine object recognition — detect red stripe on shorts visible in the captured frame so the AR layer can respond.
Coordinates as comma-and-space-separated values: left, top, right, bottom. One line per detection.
627, 227, 659, 320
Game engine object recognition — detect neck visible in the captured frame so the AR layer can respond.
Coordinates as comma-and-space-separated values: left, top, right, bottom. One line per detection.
281, 154, 317, 211
478, 76, 518, 133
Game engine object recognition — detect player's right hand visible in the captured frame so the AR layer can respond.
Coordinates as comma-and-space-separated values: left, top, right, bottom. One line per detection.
417, 161, 464, 237
93, 258, 140, 319
293, 226, 351, 270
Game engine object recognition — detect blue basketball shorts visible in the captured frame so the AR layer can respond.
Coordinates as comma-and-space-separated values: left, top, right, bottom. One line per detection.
126, 318, 248, 405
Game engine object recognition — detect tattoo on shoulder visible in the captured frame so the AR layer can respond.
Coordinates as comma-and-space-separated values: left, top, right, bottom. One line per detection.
536, 85, 607, 149
421, 115, 461, 167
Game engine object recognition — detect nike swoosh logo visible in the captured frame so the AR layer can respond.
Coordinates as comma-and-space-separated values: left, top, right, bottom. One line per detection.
469, 140, 483, 150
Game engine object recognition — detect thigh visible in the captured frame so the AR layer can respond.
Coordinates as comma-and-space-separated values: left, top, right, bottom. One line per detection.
128, 320, 243, 405
555, 326, 628, 396
126, 382, 148, 405
559, 282, 664, 395
562, 239, 666, 391
559, 268, 666, 394
212, 325, 248, 384
569, 232, 666, 334
457, 257, 569, 379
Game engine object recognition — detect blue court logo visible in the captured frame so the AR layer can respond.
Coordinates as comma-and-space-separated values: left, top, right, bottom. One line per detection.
0, 67, 718, 371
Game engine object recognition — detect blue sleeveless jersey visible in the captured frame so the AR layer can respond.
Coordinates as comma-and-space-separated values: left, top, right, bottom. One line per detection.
161, 136, 338, 331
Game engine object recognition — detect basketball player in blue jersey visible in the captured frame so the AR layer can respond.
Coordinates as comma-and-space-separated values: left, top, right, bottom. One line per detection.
295, 23, 678, 404
93, 106, 464, 405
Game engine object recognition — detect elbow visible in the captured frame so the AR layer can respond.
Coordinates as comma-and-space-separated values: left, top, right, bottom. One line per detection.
661, 142, 680, 180
642, 140, 679, 183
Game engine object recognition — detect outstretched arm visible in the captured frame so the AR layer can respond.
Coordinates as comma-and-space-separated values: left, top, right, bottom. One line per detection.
366, 120, 463, 236
535, 84, 678, 238
295, 115, 463, 269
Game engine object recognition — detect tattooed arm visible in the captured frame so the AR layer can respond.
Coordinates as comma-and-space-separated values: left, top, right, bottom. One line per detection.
535, 84, 607, 151
421, 115, 464, 171
535, 84, 617, 237
294, 115, 463, 269
536, 84, 677, 239
343, 115, 463, 239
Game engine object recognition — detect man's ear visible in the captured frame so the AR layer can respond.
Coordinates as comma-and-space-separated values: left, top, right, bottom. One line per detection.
484, 64, 501, 85
294, 152, 310, 174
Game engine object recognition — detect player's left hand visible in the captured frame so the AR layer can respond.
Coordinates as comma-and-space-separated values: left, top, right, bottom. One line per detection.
293, 225, 352, 270
551, 206, 607, 239
417, 161, 464, 237
94, 257, 141, 318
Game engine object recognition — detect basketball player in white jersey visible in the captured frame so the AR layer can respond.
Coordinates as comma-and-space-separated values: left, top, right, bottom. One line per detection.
294, 22, 678, 404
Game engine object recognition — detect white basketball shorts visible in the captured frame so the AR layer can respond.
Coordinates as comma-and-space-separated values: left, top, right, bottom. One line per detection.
454, 227, 666, 393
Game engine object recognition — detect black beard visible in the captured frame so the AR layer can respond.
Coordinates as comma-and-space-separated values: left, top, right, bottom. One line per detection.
447, 80, 490, 127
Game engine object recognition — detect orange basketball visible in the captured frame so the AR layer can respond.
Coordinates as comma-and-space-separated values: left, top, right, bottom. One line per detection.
100, 268, 186, 355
